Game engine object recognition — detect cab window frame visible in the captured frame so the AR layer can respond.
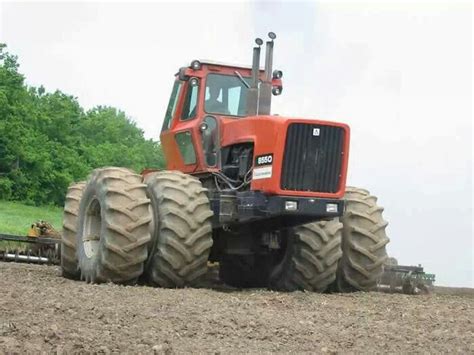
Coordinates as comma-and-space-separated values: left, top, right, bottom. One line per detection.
162, 80, 183, 131
180, 80, 200, 121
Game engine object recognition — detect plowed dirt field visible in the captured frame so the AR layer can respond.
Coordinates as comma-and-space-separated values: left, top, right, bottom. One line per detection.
0, 262, 472, 353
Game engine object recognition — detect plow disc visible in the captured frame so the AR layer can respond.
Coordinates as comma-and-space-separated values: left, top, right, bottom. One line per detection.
0, 234, 60, 264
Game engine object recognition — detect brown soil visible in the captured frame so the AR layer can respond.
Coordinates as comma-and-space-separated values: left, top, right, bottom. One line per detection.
0, 262, 472, 353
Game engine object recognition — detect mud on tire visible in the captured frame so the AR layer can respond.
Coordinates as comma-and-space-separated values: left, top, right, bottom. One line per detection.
76, 167, 152, 284
61, 181, 86, 279
269, 219, 343, 292
335, 186, 390, 292
144, 171, 213, 288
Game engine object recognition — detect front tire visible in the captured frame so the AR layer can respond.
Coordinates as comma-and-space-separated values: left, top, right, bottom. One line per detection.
334, 186, 390, 292
269, 220, 343, 292
76, 167, 152, 284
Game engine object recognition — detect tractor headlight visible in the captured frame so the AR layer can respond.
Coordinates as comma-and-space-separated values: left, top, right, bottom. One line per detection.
285, 201, 298, 211
326, 203, 338, 213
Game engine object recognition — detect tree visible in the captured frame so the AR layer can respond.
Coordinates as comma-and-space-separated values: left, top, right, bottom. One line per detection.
0, 44, 165, 205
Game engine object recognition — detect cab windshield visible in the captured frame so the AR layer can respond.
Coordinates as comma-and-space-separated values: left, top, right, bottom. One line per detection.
205, 73, 251, 117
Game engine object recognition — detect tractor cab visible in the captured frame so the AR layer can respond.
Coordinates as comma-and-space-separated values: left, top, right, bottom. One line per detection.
160, 33, 283, 176
160, 33, 350, 229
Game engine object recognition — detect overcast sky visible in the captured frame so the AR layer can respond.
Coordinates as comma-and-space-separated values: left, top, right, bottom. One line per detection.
0, 1, 472, 287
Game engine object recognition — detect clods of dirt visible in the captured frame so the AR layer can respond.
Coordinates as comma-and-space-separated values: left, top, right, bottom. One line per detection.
0, 262, 472, 353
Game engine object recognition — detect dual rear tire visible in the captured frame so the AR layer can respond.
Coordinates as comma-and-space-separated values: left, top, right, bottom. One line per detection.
61, 168, 213, 287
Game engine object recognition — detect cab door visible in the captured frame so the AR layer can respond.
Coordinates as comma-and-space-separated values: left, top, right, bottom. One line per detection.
160, 79, 202, 173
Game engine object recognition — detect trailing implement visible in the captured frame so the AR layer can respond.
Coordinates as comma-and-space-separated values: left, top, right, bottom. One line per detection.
0, 221, 61, 264
379, 258, 435, 294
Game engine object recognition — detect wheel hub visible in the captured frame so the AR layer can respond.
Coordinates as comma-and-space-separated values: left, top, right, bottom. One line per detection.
83, 198, 101, 259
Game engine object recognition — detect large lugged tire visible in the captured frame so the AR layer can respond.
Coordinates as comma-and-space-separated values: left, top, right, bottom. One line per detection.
335, 186, 390, 292
76, 167, 152, 284
61, 181, 86, 279
269, 220, 343, 292
144, 171, 213, 288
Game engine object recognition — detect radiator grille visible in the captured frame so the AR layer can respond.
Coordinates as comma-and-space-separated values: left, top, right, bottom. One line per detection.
281, 123, 344, 193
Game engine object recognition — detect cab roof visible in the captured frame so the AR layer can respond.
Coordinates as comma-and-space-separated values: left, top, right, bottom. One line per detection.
196, 59, 265, 71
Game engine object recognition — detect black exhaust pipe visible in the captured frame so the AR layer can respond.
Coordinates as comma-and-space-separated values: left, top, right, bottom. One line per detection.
246, 38, 263, 116
258, 32, 276, 115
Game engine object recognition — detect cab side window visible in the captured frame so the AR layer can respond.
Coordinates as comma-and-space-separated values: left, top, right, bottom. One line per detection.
162, 81, 182, 131
181, 82, 199, 120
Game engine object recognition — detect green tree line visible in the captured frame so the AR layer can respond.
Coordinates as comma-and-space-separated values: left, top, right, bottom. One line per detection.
0, 44, 165, 206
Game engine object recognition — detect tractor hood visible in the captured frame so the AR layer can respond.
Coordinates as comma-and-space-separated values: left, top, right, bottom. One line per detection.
220, 115, 351, 199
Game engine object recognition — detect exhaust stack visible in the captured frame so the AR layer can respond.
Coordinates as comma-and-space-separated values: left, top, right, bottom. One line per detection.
246, 38, 263, 116
258, 32, 276, 115
246, 32, 277, 116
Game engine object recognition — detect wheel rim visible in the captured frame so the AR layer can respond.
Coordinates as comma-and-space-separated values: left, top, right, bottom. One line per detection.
83, 198, 101, 259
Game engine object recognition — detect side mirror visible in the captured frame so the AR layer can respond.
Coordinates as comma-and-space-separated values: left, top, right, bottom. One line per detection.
178, 67, 189, 81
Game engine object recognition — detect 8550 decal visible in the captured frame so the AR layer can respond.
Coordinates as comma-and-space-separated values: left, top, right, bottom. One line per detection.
255, 153, 273, 166
253, 153, 273, 180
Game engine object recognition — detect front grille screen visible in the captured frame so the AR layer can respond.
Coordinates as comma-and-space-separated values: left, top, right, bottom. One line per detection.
281, 123, 344, 193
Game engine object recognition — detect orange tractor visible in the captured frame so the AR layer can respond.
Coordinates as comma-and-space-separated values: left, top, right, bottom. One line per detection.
61, 33, 389, 292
